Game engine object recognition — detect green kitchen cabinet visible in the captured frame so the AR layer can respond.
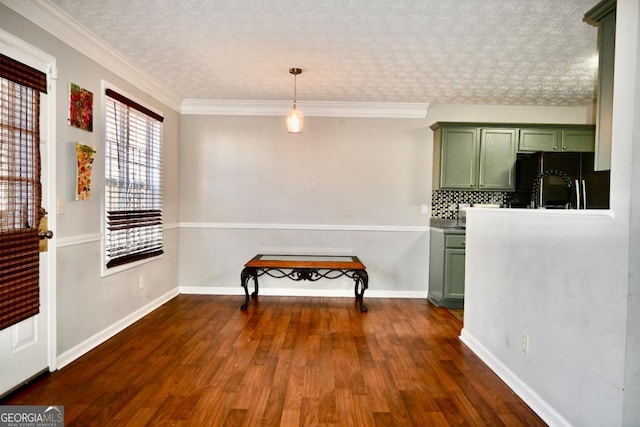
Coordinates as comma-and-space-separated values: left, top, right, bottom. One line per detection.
432, 123, 516, 191
562, 128, 596, 152
428, 230, 465, 309
518, 126, 595, 152
479, 128, 517, 190
438, 127, 479, 189
518, 128, 560, 152
585, 0, 616, 171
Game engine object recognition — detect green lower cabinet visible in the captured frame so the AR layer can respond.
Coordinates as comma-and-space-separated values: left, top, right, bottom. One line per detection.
444, 248, 466, 301
429, 231, 465, 308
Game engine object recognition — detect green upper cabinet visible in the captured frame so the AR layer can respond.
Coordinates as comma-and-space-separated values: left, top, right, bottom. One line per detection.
585, 0, 616, 171
562, 128, 596, 152
479, 129, 517, 190
432, 122, 596, 191
432, 123, 515, 191
519, 128, 560, 151
439, 127, 478, 189
518, 126, 595, 152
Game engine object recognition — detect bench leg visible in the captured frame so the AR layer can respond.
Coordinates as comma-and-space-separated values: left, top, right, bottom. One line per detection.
251, 273, 259, 297
354, 270, 369, 312
240, 267, 256, 310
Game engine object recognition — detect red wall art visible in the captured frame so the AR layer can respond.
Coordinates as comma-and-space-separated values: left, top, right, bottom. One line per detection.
69, 82, 93, 132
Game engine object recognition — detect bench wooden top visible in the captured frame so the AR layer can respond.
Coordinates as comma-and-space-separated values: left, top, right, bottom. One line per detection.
244, 254, 366, 270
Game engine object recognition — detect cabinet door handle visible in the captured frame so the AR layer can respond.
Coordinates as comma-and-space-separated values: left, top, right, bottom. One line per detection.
563, 146, 567, 150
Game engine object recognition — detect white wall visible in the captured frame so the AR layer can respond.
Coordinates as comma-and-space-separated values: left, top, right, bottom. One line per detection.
179, 116, 431, 226
462, 209, 626, 426
0, 5, 181, 359
621, 0, 640, 424
178, 115, 432, 295
460, 1, 640, 426
425, 104, 594, 125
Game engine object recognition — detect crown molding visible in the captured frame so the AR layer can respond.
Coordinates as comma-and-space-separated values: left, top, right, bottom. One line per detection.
2, 0, 182, 112
583, 0, 616, 25
181, 99, 429, 118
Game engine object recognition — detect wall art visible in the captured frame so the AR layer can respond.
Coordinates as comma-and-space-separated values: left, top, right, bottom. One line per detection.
76, 143, 96, 200
69, 82, 93, 132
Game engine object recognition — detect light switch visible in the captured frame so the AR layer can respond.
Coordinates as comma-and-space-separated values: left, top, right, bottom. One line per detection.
56, 197, 64, 215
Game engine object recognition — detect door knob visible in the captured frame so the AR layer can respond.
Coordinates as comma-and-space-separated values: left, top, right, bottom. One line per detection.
38, 208, 53, 251
38, 229, 54, 239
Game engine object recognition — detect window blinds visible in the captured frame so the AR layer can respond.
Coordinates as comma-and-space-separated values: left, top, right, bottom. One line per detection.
104, 89, 164, 268
0, 53, 46, 331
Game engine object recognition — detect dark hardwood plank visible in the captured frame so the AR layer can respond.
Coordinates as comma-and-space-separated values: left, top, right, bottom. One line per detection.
1, 295, 546, 426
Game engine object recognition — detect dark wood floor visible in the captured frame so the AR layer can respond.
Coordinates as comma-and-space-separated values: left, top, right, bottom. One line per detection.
2, 295, 546, 426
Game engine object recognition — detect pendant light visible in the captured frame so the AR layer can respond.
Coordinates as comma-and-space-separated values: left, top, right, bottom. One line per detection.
286, 68, 304, 134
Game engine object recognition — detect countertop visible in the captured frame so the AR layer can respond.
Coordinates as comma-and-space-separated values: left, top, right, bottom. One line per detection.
430, 218, 466, 233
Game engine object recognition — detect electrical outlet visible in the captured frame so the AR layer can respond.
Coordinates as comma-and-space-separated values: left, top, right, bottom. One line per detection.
421, 204, 430, 214
521, 334, 529, 354
139, 275, 145, 290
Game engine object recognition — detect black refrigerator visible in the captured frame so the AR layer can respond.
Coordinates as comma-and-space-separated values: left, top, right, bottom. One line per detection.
509, 152, 610, 209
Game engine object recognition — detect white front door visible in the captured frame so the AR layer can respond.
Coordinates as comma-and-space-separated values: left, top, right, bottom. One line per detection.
0, 31, 56, 397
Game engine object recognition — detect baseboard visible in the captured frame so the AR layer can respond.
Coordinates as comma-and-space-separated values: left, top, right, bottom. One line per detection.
459, 328, 571, 427
179, 286, 426, 299
56, 288, 179, 369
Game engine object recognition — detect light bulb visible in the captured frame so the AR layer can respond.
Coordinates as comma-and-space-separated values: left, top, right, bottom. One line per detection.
286, 104, 304, 134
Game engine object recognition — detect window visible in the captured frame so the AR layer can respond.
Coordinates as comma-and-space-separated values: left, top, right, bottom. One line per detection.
0, 53, 46, 330
104, 88, 163, 269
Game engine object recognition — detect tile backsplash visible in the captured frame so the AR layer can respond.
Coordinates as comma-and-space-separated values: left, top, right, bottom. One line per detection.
431, 190, 506, 219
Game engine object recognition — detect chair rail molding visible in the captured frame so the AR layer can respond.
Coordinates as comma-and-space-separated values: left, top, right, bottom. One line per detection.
179, 222, 430, 232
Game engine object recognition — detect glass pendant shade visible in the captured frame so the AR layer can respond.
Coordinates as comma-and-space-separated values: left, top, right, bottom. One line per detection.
286, 103, 304, 133
286, 68, 303, 133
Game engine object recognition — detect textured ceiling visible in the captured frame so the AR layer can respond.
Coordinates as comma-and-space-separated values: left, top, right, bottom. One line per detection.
49, 0, 600, 106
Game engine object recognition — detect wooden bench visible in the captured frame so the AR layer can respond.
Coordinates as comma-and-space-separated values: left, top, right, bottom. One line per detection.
240, 254, 369, 312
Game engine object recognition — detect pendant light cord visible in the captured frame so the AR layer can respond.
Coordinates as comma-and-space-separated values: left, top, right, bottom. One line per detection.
289, 68, 302, 107
293, 73, 297, 106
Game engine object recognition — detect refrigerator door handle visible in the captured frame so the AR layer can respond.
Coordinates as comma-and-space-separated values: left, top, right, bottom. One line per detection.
582, 180, 587, 209
539, 177, 544, 208
575, 179, 581, 209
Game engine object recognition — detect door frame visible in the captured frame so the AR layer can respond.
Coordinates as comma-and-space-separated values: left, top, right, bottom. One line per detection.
0, 28, 58, 373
